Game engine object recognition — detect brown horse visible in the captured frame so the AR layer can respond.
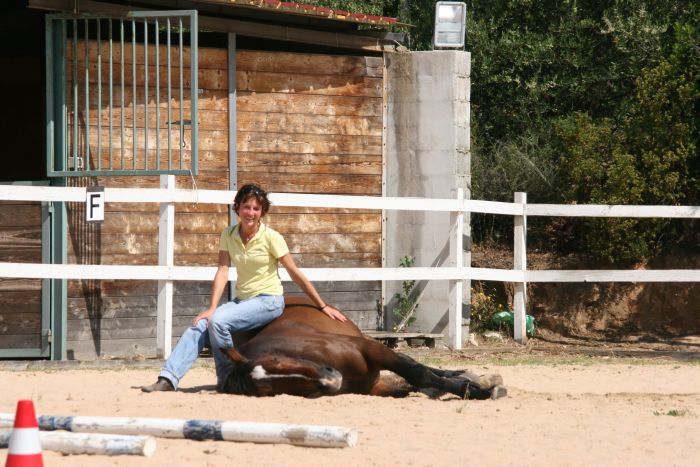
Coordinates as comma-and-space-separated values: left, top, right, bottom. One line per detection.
221, 297, 506, 400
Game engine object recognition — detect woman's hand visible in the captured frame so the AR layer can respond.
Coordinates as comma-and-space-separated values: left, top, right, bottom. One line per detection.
192, 308, 215, 326
321, 304, 347, 322
193, 252, 230, 326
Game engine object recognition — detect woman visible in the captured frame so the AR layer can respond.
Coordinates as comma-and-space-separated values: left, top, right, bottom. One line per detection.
142, 183, 346, 392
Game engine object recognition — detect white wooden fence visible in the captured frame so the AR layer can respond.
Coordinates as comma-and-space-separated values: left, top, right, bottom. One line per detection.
1, 181, 699, 354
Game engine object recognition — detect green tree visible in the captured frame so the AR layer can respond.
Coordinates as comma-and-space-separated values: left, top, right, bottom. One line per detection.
553, 19, 699, 261
625, 22, 699, 207
307, 1, 699, 261
463, 0, 697, 261
553, 112, 651, 261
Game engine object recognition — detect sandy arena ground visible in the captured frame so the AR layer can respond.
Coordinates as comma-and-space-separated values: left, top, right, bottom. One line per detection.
1, 354, 699, 467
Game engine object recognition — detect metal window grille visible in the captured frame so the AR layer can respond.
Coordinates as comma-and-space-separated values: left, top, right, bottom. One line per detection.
45, 10, 198, 177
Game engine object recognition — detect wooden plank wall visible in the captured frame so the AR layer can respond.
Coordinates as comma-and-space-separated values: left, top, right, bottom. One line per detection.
65, 41, 230, 359
0, 201, 42, 350
235, 50, 383, 329
64, 43, 384, 358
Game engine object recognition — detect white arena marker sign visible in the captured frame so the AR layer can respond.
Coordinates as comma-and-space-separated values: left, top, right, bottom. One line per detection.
86, 186, 105, 223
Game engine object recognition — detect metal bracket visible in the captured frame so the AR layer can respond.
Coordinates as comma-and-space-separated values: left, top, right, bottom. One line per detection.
170, 120, 192, 148
68, 156, 84, 170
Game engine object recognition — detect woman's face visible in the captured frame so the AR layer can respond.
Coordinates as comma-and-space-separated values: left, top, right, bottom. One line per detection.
237, 196, 263, 229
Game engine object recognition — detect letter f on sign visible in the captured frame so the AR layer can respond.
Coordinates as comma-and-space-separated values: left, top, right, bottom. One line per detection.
86, 186, 105, 223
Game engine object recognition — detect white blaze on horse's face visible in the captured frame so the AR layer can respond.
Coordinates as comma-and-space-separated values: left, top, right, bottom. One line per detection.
249, 364, 342, 393
251, 364, 314, 380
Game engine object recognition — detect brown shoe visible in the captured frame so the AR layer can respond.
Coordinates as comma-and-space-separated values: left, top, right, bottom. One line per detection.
141, 377, 175, 393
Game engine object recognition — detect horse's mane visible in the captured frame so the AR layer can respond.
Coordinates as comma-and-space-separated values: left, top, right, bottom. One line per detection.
222, 365, 256, 395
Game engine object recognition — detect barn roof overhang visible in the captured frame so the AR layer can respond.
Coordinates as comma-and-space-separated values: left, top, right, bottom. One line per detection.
28, 0, 407, 53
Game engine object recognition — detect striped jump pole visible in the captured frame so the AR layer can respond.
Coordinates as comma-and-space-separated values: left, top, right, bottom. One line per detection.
0, 414, 358, 448
0, 431, 156, 457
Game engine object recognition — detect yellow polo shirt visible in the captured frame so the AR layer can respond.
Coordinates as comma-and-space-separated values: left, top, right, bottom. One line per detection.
219, 223, 289, 300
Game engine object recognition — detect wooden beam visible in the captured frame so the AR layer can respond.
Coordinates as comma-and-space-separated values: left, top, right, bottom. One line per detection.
156, 175, 175, 358
4, 185, 700, 218
448, 188, 464, 349
27, 0, 399, 52
527, 203, 700, 218
513, 192, 527, 345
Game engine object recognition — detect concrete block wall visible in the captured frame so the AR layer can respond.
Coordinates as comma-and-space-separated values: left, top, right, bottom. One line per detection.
384, 50, 471, 342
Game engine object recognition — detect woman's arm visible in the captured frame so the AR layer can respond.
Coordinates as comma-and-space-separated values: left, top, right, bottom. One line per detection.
278, 253, 347, 322
192, 250, 231, 325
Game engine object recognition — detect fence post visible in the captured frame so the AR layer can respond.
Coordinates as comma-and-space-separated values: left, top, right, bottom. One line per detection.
157, 175, 175, 358
513, 192, 527, 344
448, 188, 464, 349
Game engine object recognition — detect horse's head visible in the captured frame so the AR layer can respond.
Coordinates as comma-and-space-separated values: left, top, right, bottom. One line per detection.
221, 350, 343, 397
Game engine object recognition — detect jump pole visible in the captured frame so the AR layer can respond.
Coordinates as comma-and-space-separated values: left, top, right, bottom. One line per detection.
0, 430, 156, 457
0, 414, 358, 448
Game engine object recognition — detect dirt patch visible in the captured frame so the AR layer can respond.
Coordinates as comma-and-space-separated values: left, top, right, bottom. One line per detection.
1, 352, 699, 466
471, 244, 700, 338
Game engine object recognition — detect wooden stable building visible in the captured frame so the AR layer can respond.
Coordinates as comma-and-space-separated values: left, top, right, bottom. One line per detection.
0, 0, 406, 359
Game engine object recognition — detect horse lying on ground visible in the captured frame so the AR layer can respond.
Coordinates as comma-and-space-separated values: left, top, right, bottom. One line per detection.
221, 297, 506, 400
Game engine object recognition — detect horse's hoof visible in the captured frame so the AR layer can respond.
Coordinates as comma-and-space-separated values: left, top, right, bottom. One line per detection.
490, 385, 507, 400
478, 374, 503, 389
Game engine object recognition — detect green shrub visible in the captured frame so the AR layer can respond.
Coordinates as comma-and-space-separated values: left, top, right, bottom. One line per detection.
392, 256, 417, 331
470, 286, 506, 333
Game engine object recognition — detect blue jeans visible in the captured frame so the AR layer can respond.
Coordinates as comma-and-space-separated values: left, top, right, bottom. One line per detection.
159, 294, 284, 390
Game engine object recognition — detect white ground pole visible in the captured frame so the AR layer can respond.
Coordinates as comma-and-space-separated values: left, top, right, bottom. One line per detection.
513, 192, 527, 344
0, 430, 156, 456
157, 174, 176, 358
0, 414, 358, 448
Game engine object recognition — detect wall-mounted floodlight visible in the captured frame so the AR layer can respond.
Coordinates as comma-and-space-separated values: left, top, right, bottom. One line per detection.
433, 1, 467, 48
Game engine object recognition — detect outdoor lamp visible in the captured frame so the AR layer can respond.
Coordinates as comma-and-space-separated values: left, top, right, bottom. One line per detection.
433, 1, 467, 48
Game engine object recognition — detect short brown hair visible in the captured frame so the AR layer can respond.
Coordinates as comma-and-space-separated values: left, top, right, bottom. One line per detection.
233, 183, 271, 216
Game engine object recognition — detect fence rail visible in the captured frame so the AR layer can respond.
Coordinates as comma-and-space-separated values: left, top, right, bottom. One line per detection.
3, 262, 698, 283
1, 184, 698, 354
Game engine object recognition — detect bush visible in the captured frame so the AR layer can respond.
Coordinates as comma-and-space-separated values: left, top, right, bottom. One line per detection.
392, 256, 417, 331
470, 285, 507, 333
